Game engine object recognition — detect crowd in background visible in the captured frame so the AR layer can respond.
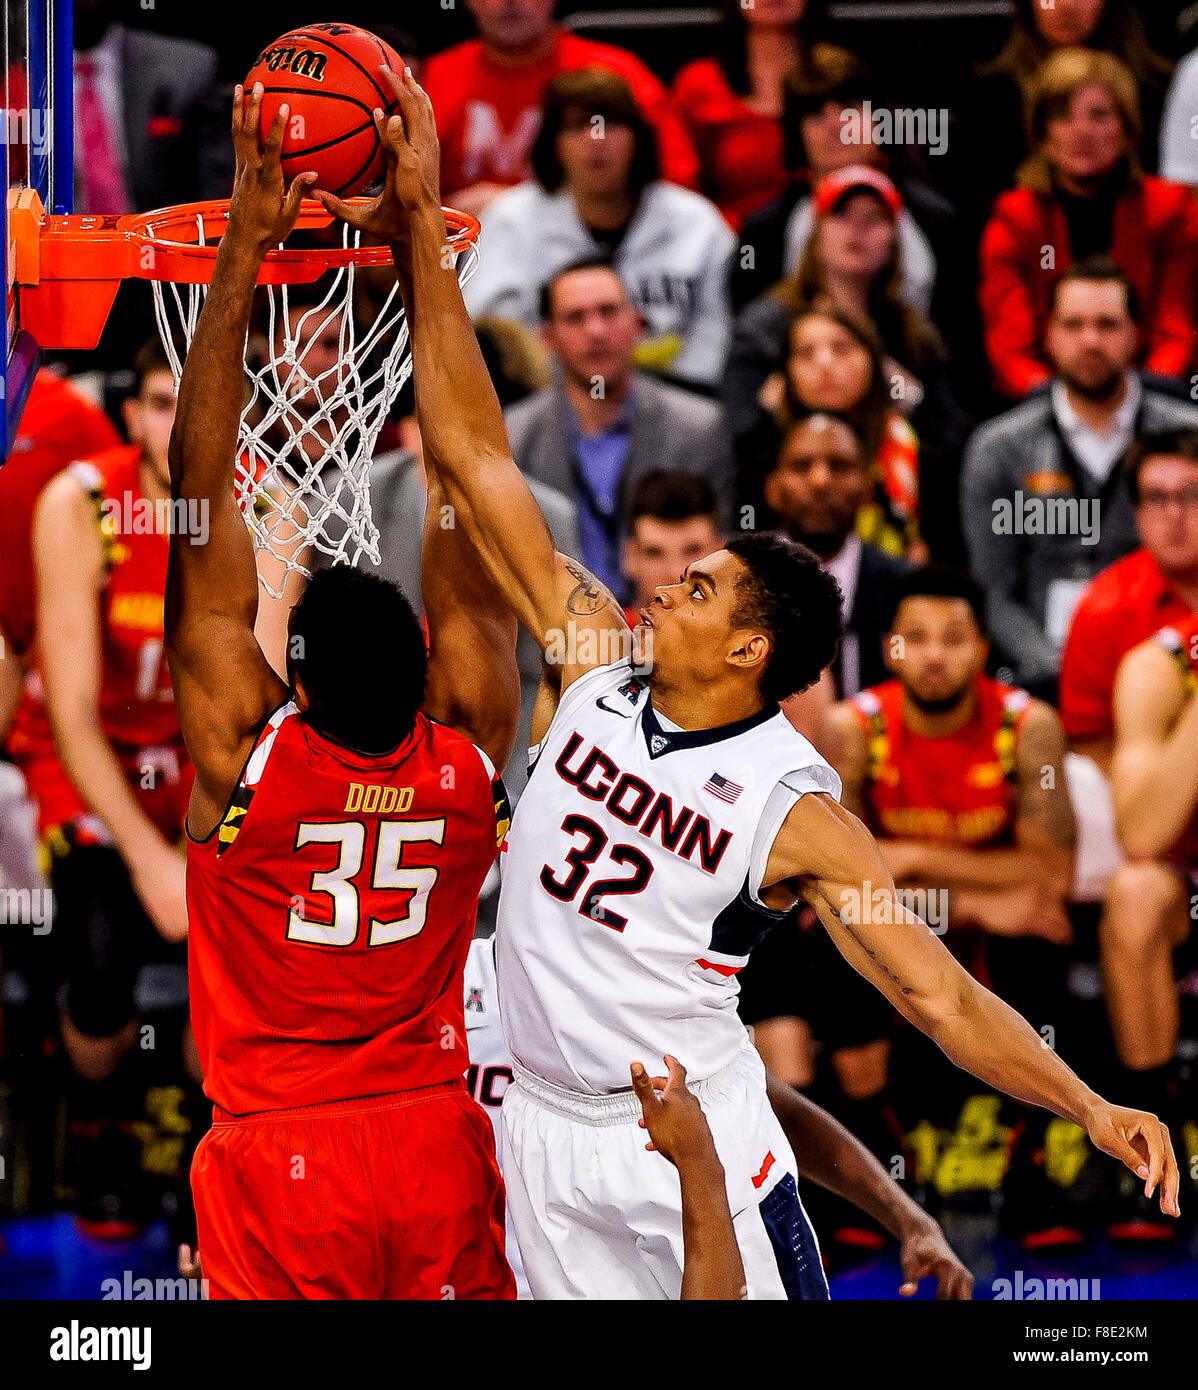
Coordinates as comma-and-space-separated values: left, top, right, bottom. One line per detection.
1, 0, 1198, 1271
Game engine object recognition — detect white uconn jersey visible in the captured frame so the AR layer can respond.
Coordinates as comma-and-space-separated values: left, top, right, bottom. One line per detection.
496, 660, 841, 1093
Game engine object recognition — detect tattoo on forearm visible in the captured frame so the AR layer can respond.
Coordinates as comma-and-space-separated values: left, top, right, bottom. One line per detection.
564, 559, 614, 617
836, 913, 915, 996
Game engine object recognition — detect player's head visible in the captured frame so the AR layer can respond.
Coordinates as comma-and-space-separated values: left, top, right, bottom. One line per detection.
623, 471, 723, 611
123, 337, 177, 488
532, 69, 659, 203
1046, 254, 1138, 398
884, 567, 989, 713
539, 261, 642, 392
287, 566, 428, 755
637, 531, 842, 704
1126, 428, 1198, 578
764, 412, 869, 558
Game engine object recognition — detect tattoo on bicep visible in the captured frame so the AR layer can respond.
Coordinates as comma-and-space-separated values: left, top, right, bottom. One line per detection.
564, 558, 615, 617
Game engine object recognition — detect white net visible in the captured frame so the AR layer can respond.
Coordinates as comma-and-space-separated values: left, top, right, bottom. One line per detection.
152, 216, 480, 597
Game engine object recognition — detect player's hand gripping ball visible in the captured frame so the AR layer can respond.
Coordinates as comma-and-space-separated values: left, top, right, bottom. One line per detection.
244, 22, 403, 197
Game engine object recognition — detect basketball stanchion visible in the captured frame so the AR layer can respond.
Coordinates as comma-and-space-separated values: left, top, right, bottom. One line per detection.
9, 188, 481, 597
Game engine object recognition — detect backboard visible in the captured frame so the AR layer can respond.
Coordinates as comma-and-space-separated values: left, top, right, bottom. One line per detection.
2, 0, 71, 461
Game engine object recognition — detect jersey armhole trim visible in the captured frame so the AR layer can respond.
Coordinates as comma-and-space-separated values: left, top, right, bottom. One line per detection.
747, 765, 843, 906
184, 702, 294, 851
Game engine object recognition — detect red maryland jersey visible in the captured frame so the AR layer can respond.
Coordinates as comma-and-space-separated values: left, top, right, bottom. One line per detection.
186, 703, 511, 1115
0, 369, 121, 656
1155, 615, 1198, 868
6, 445, 190, 838
849, 675, 1032, 848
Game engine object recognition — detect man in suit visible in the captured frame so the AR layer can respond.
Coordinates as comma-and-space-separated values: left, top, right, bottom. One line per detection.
73, 3, 232, 214
962, 257, 1198, 702
763, 411, 908, 699
504, 261, 735, 602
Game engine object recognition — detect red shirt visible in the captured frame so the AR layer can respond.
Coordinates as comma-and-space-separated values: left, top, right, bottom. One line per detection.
979, 177, 1198, 397
0, 370, 121, 656
850, 675, 1031, 847
186, 704, 509, 1114
671, 57, 788, 231
1059, 549, 1195, 743
1154, 615, 1198, 868
6, 445, 191, 838
424, 30, 699, 196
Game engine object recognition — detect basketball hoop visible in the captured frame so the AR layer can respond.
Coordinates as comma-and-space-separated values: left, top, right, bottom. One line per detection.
9, 189, 481, 596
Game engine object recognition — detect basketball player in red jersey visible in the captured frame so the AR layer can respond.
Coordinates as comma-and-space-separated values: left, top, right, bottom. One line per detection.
1103, 613, 1198, 1239
165, 86, 518, 1299
818, 567, 1083, 1251
7, 342, 199, 1232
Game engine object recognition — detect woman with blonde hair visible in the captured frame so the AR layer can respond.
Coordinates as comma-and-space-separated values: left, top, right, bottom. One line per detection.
979, 48, 1198, 399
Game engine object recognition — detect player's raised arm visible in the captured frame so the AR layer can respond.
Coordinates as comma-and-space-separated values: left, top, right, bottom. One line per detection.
315, 68, 629, 692
420, 442, 520, 771
758, 792, 1182, 1219
165, 85, 315, 834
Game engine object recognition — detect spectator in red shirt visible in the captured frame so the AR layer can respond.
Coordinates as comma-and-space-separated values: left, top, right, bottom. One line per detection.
671, 0, 824, 231
1059, 428, 1198, 773
979, 48, 1198, 400
0, 369, 121, 667
423, 0, 699, 218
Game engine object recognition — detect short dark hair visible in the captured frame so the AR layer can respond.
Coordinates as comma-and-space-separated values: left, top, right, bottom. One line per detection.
781, 45, 875, 169
885, 565, 988, 634
538, 258, 629, 323
131, 337, 173, 397
626, 470, 719, 531
531, 68, 660, 199
724, 532, 842, 701
1125, 427, 1198, 504
1050, 254, 1140, 322
288, 566, 428, 755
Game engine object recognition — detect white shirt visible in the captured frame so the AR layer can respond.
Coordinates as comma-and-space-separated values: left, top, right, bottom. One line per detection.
823, 533, 863, 695
465, 181, 737, 389
1161, 49, 1198, 187
1050, 373, 1140, 484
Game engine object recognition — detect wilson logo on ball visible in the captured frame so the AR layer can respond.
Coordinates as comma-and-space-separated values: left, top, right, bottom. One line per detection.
257, 47, 329, 82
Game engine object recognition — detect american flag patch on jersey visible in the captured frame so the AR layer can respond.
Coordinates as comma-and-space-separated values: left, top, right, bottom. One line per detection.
704, 772, 743, 804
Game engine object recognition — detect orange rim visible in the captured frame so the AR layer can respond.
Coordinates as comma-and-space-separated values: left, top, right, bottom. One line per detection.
10, 188, 481, 349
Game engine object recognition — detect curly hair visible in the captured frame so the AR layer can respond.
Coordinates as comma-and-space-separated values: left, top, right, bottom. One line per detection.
724, 531, 843, 701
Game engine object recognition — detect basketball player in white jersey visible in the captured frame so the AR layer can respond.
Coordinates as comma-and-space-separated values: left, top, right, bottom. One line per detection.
321, 69, 1180, 1299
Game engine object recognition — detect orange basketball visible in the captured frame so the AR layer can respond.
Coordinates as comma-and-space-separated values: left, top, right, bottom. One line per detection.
244, 22, 402, 198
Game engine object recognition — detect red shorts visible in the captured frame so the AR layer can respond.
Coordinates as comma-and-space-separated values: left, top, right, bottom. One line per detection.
191, 1081, 516, 1300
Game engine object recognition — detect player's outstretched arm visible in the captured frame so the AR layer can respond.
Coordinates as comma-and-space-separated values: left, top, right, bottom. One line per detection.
420, 445, 520, 771
1111, 639, 1198, 859
631, 1058, 746, 1301
165, 85, 314, 836
763, 1072, 973, 1300
759, 793, 1182, 1219
315, 69, 629, 696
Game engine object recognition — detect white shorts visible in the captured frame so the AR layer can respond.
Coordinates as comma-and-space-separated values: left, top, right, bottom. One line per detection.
501, 1043, 828, 1300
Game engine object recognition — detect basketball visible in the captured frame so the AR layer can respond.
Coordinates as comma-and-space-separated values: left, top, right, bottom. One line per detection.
244, 22, 402, 198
